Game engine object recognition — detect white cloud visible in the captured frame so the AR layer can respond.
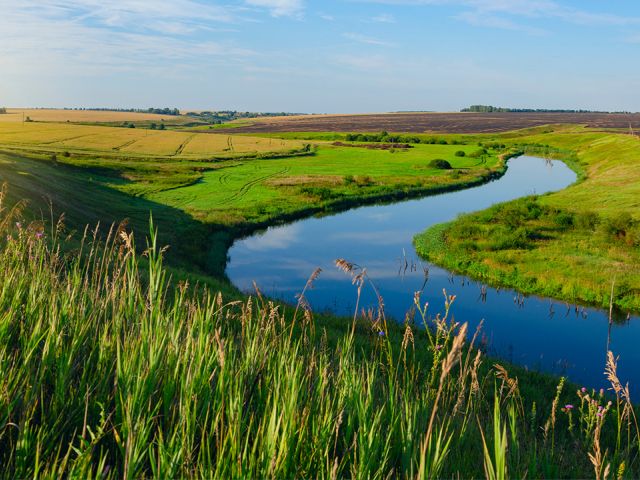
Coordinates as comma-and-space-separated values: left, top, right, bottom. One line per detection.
0, 1, 253, 75
245, 0, 304, 17
334, 54, 389, 70
358, 0, 640, 29
343, 32, 395, 46
371, 13, 396, 23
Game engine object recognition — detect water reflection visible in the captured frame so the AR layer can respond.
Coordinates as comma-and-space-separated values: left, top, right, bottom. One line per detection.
227, 156, 640, 394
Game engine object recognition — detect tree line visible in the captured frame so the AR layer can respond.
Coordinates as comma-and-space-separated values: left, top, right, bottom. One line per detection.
64, 107, 181, 116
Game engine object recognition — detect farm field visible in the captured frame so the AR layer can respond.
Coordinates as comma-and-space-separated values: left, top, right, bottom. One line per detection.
0, 108, 191, 124
216, 111, 640, 134
0, 121, 305, 158
0, 119, 505, 273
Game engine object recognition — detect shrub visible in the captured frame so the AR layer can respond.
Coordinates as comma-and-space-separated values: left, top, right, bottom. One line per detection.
574, 210, 599, 230
602, 212, 634, 238
428, 159, 452, 170
454, 150, 466, 157
553, 211, 574, 228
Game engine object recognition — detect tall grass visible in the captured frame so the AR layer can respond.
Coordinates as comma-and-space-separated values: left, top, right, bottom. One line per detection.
0, 190, 639, 477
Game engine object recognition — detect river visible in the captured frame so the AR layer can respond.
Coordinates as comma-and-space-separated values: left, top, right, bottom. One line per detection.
227, 156, 639, 394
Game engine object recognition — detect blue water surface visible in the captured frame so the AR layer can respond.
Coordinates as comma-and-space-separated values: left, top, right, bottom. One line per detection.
227, 156, 639, 394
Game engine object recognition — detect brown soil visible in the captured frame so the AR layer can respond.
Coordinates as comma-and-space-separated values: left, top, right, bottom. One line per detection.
216, 112, 640, 134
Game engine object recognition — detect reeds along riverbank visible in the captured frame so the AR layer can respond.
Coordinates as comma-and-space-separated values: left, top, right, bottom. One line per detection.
0, 189, 638, 478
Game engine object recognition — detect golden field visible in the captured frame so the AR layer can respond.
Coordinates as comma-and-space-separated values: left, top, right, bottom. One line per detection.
0, 108, 183, 123
0, 121, 303, 157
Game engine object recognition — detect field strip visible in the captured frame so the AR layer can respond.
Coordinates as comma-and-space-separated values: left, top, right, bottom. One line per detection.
37, 133, 97, 145
112, 139, 139, 151
173, 134, 196, 156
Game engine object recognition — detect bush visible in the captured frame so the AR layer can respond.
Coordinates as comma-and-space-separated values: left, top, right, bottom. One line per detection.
428, 159, 452, 170
602, 212, 634, 238
575, 211, 599, 230
553, 211, 574, 228
343, 174, 355, 185
454, 150, 466, 157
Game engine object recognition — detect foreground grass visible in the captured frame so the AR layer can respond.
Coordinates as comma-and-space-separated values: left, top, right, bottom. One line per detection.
2, 201, 639, 478
415, 127, 640, 311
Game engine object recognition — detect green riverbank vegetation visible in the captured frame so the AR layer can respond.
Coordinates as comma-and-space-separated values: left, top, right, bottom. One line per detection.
1, 198, 639, 478
415, 127, 640, 311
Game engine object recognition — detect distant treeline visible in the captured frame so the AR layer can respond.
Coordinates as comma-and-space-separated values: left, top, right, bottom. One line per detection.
184, 110, 302, 124
64, 107, 181, 116
345, 131, 465, 145
461, 105, 634, 114
0, 107, 6, 114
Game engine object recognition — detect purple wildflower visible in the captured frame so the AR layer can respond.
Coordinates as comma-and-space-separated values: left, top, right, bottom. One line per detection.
378, 331, 385, 337
35, 232, 43, 239
581, 387, 587, 393
565, 404, 574, 410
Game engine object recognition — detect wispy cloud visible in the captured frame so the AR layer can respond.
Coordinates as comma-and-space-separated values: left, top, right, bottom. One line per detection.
358, 0, 640, 30
456, 11, 547, 35
343, 32, 395, 46
334, 54, 389, 70
319, 12, 335, 21
371, 13, 397, 23
245, 0, 304, 17
0, 1, 253, 75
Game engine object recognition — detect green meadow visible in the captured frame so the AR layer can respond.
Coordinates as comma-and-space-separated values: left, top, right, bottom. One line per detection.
2, 119, 640, 476
415, 126, 640, 311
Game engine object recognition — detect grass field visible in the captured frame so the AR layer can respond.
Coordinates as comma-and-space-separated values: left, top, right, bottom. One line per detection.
2, 119, 640, 476
0, 121, 505, 275
415, 126, 640, 310
1, 206, 637, 478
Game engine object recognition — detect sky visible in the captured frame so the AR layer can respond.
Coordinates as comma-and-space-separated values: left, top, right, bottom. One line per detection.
1, 0, 640, 113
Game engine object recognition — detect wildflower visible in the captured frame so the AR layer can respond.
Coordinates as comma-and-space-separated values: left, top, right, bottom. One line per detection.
581, 387, 587, 393
15, 222, 21, 229
435, 345, 443, 351
35, 232, 43, 239
565, 404, 574, 410
597, 412, 603, 417
598, 405, 604, 411
378, 331, 385, 337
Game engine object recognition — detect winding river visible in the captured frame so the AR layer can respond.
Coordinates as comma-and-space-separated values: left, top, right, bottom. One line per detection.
227, 156, 640, 394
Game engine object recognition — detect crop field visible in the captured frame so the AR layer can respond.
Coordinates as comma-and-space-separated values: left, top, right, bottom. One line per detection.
217, 111, 640, 134
0, 108, 189, 123
0, 121, 304, 157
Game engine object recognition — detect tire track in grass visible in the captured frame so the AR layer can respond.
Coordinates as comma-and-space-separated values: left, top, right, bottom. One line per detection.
217, 166, 290, 205
38, 133, 97, 145
173, 134, 196, 156
112, 139, 139, 151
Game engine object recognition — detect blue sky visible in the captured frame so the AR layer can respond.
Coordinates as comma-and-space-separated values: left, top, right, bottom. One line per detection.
1, 0, 639, 112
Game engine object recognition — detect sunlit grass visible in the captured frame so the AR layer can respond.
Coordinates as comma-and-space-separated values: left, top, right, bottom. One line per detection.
1, 188, 639, 478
